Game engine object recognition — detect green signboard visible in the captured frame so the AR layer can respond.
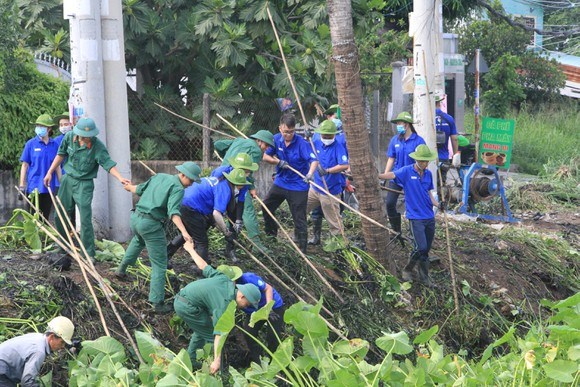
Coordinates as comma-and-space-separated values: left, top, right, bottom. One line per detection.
479, 117, 515, 169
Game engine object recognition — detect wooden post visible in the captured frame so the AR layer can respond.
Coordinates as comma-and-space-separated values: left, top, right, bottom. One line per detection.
202, 93, 211, 168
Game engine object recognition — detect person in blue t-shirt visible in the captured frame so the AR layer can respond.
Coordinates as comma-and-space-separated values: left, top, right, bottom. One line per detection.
216, 264, 285, 365
434, 96, 458, 162
167, 169, 251, 269
378, 112, 425, 246
262, 113, 318, 253
306, 120, 350, 245
382, 145, 440, 287
18, 114, 60, 219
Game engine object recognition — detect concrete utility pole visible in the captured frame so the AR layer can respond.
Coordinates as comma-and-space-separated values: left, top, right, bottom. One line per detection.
409, 0, 445, 181
64, 0, 131, 241
102, 0, 132, 242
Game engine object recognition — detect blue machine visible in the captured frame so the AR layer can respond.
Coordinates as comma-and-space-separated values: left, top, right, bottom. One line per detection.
457, 163, 518, 223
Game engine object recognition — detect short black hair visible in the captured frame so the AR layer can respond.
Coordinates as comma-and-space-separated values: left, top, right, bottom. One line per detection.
280, 113, 296, 129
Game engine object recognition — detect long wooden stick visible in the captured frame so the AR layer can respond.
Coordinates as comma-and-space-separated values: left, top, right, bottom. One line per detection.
216, 113, 248, 139
154, 102, 236, 139
49, 188, 146, 364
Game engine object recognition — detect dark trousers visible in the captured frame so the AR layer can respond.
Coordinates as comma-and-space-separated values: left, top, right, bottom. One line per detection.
167, 205, 214, 260
408, 218, 436, 262
25, 192, 53, 220
385, 181, 403, 219
244, 306, 285, 364
262, 184, 308, 239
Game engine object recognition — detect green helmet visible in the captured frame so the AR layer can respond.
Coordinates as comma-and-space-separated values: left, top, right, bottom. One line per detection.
223, 168, 251, 186
250, 130, 275, 147
458, 135, 470, 147
228, 152, 259, 171
176, 161, 202, 182
217, 264, 243, 281
31, 114, 55, 127
409, 144, 438, 161
314, 119, 338, 134
324, 104, 341, 119
390, 111, 414, 124
236, 283, 261, 309
73, 117, 99, 137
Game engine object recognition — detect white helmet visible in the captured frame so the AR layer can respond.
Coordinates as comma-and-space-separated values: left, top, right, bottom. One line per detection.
46, 316, 74, 345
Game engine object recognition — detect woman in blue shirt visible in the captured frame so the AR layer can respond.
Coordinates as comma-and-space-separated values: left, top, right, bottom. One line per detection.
378, 112, 425, 245
18, 114, 60, 219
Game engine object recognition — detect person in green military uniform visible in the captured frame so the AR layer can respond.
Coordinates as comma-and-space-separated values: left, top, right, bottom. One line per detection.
43, 117, 130, 260
113, 161, 202, 314
174, 240, 261, 374
213, 130, 274, 253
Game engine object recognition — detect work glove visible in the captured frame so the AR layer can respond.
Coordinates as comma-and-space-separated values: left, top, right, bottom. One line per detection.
268, 310, 280, 322
233, 220, 243, 234
317, 165, 328, 176
17, 186, 25, 201
224, 232, 236, 243
277, 160, 289, 169
303, 173, 314, 184
452, 152, 461, 168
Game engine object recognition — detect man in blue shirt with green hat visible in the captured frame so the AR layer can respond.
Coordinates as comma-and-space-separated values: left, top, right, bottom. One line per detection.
381, 144, 440, 287
262, 114, 318, 253
175, 241, 261, 374
114, 161, 202, 314
168, 168, 251, 268
43, 117, 130, 261
307, 120, 350, 246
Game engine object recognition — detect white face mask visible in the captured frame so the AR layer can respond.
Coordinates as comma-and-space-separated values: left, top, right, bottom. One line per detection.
234, 188, 240, 196
60, 125, 72, 134
321, 138, 335, 146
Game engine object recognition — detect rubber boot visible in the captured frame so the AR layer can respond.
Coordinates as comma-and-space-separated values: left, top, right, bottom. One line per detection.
225, 241, 238, 263
297, 232, 308, 254
389, 215, 405, 247
401, 255, 419, 282
418, 259, 435, 288
308, 217, 322, 245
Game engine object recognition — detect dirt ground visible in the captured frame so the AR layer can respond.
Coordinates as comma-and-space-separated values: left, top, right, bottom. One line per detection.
0, 201, 578, 385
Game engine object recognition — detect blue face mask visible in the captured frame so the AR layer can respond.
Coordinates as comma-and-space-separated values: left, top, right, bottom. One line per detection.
35, 126, 48, 137
396, 125, 405, 135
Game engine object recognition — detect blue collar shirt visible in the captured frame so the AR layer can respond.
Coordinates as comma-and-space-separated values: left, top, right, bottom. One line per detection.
387, 132, 426, 171
238, 272, 284, 313
182, 176, 239, 215
19, 136, 59, 194
266, 133, 317, 191
312, 138, 349, 195
393, 164, 435, 220
435, 108, 458, 160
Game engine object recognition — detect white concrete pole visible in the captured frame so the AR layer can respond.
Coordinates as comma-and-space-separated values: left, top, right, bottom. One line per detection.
65, 0, 110, 237
102, 0, 132, 242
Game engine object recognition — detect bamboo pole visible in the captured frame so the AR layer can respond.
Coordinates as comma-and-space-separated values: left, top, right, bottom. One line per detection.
154, 102, 236, 139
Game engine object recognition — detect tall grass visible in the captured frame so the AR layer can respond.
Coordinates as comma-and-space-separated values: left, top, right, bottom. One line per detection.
463, 100, 579, 174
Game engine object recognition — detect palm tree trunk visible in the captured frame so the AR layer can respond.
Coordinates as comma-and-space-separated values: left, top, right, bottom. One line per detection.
327, 0, 394, 273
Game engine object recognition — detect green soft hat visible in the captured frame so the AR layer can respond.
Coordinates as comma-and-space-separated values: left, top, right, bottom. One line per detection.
314, 119, 338, 135
434, 95, 446, 102
223, 168, 251, 186
457, 135, 470, 147
409, 144, 438, 161
217, 264, 243, 281
73, 117, 99, 137
324, 104, 341, 118
53, 112, 70, 124
390, 111, 414, 124
31, 114, 55, 127
176, 161, 202, 182
236, 283, 261, 309
250, 130, 275, 147
228, 152, 259, 171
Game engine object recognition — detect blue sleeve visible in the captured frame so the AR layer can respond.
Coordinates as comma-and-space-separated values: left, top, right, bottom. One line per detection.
427, 171, 434, 191
302, 140, 316, 163
387, 137, 397, 158
213, 182, 231, 213
336, 143, 349, 165
417, 135, 426, 145
265, 135, 279, 156
240, 273, 267, 291
20, 140, 32, 164
449, 116, 457, 136
393, 168, 406, 188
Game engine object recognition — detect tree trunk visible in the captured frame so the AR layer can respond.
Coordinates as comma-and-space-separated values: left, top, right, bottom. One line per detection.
327, 0, 394, 273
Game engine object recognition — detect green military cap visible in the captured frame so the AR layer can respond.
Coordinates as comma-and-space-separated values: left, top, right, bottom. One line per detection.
31, 114, 55, 127
434, 95, 446, 102
409, 144, 438, 161
217, 264, 243, 281
228, 152, 259, 171
223, 168, 251, 186
458, 135, 470, 147
53, 112, 70, 124
314, 119, 338, 135
250, 130, 275, 147
236, 283, 261, 309
176, 161, 202, 182
73, 117, 99, 137
390, 111, 414, 124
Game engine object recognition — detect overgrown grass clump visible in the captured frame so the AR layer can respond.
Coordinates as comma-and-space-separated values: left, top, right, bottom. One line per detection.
463, 101, 579, 175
